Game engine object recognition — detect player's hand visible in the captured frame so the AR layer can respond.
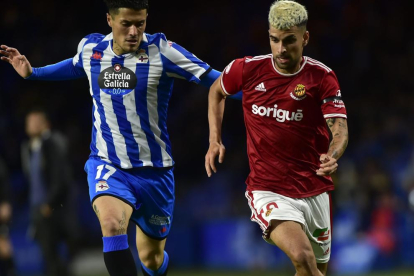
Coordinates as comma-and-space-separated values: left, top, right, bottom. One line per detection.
316, 154, 338, 176
205, 141, 226, 177
0, 45, 33, 78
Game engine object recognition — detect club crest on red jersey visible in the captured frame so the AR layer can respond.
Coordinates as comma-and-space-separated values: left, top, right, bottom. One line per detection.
290, 84, 307, 101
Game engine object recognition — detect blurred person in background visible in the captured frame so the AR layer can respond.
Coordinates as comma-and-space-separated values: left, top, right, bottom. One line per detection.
0, 157, 16, 276
21, 109, 77, 276
0, 0, 241, 275
205, 1, 348, 275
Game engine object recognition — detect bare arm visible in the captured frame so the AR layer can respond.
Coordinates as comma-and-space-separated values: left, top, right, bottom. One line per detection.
0, 45, 33, 78
205, 76, 227, 177
316, 117, 349, 176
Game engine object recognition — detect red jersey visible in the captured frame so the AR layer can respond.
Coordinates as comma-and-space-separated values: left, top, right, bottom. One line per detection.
221, 54, 347, 198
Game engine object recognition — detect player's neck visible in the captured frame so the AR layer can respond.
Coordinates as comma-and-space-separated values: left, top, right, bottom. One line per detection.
112, 40, 127, 56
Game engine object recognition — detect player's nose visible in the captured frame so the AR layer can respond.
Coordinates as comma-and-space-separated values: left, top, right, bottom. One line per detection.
128, 25, 138, 36
278, 43, 286, 54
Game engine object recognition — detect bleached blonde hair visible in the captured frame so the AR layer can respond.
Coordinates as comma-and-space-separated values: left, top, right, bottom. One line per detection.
268, 0, 308, 30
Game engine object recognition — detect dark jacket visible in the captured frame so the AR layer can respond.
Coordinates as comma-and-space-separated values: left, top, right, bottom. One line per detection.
21, 131, 72, 210
0, 157, 10, 204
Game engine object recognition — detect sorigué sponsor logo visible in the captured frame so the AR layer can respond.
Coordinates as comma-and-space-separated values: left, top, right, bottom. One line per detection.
252, 104, 303, 123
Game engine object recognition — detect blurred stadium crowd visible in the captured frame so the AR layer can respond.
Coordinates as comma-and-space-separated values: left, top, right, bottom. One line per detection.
1, 0, 413, 275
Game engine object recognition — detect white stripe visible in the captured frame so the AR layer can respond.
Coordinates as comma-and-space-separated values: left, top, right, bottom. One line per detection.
103, 33, 113, 41
82, 43, 97, 96
159, 38, 206, 79
123, 57, 153, 166
307, 60, 331, 72
92, 98, 109, 159
220, 74, 231, 95
323, 113, 347, 118
147, 44, 173, 167
73, 37, 88, 66
306, 58, 332, 72
246, 54, 272, 63
307, 57, 332, 71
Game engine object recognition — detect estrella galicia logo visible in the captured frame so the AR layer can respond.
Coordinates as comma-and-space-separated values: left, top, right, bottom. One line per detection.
98, 64, 137, 95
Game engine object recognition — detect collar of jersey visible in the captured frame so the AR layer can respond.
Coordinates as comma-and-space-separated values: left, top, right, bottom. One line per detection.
271, 56, 308, 77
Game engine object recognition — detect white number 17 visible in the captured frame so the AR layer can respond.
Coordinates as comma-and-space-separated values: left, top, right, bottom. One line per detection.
95, 164, 117, 180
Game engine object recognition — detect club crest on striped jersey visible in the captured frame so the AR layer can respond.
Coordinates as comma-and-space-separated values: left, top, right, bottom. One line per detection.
96, 180, 109, 192
98, 64, 137, 96
135, 49, 149, 63
290, 84, 307, 101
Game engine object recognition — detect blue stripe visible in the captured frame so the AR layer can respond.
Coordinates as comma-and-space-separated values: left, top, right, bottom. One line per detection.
110, 56, 143, 167
134, 45, 163, 167
90, 41, 121, 165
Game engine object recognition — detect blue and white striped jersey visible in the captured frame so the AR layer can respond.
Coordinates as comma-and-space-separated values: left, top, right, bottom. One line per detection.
72, 32, 211, 168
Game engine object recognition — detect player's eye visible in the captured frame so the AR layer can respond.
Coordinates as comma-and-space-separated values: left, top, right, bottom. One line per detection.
284, 37, 297, 44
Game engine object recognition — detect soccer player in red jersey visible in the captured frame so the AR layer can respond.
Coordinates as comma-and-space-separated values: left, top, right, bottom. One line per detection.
205, 0, 349, 275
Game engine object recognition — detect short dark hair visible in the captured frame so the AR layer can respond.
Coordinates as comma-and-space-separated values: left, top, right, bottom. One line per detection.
27, 107, 50, 122
104, 0, 149, 15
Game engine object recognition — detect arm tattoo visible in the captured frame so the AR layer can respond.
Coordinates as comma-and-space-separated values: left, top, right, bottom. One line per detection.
326, 118, 336, 129
117, 211, 127, 235
326, 118, 349, 159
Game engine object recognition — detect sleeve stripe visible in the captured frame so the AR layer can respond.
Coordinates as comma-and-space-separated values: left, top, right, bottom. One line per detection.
199, 67, 212, 79
324, 114, 347, 119
220, 75, 231, 95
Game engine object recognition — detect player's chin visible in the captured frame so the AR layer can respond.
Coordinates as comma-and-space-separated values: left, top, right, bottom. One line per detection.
124, 43, 139, 52
275, 61, 291, 69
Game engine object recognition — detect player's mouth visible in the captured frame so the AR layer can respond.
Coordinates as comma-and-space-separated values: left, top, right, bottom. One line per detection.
277, 56, 290, 64
126, 39, 138, 45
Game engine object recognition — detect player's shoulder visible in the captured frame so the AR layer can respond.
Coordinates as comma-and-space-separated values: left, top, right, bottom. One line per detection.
144, 32, 168, 45
76, 33, 108, 52
83, 33, 107, 44
304, 56, 334, 74
231, 54, 272, 72
244, 54, 273, 64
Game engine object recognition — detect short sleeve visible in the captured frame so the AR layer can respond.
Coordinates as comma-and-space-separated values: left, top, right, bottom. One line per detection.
158, 34, 210, 83
220, 58, 245, 95
319, 71, 347, 119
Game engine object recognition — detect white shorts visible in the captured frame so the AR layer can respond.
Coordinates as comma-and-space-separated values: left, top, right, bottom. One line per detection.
245, 190, 332, 263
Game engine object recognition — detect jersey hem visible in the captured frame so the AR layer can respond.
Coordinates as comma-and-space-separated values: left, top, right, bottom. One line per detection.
246, 185, 334, 199
91, 193, 136, 210
134, 224, 168, 241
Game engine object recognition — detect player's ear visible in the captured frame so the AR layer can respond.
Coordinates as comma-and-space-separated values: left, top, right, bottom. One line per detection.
107, 13, 113, 27
303, 31, 309, 47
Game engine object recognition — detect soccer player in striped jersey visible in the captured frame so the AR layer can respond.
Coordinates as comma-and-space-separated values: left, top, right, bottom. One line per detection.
0, 1, 240, 275
205, 1, 348, 275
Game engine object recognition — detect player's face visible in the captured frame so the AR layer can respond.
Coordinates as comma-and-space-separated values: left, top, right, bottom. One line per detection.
26, 113, 49, 138
107, 8, 148, 55
269, 25, 309, 74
